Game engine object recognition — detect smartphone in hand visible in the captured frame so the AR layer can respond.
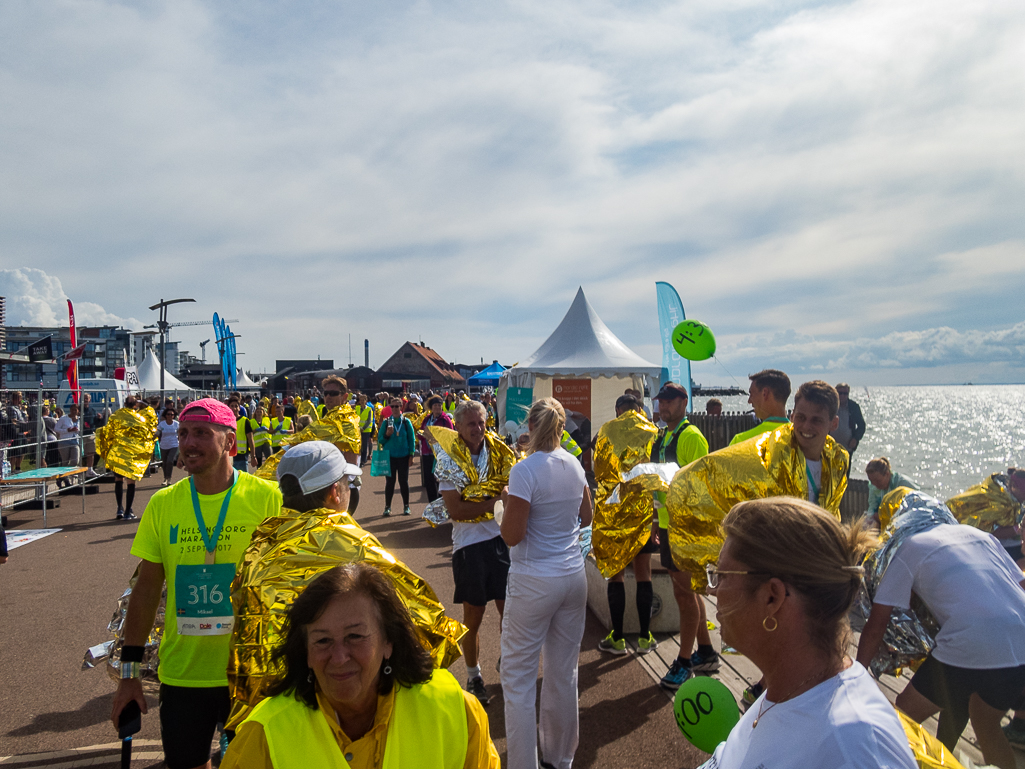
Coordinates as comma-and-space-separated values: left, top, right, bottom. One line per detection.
118, 700, 142, 739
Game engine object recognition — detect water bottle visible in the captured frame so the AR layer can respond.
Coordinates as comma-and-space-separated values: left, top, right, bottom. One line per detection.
1, 448, 11, 479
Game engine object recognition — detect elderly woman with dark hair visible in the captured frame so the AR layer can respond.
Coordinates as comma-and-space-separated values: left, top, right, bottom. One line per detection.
223, 563, 499, 769
700, 497, 918, 768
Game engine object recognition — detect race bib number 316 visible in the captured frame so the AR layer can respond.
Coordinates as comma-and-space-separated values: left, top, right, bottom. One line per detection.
175, 563, 235, 636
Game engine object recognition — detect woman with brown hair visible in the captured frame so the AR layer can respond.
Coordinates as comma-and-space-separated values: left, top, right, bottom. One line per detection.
702, 497, 916, 768
223, 563, 499, 768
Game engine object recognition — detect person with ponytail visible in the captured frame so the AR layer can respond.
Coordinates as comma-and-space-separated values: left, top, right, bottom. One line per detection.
701, 497, 917, 768
500, 398, 592, 769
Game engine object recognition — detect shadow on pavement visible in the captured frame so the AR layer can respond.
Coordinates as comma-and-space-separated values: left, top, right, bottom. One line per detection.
6, 693, 115, 737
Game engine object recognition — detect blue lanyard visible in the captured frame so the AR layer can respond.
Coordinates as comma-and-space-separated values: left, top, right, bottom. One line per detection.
806, 462, 820, 502
189, 471, 237, 557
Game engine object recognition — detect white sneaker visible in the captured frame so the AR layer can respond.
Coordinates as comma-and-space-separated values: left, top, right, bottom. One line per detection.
85, 469, 100, 479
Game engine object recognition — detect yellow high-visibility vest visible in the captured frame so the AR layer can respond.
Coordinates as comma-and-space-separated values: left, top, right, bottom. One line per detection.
561, 430, 583, 458
253, 418, 271, 447
235, 417, 256, 454
270, 417, 292, 448
249, 669, 468, 769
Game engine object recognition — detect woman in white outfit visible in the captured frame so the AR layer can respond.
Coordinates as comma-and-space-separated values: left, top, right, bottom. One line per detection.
500, 397, 593, 769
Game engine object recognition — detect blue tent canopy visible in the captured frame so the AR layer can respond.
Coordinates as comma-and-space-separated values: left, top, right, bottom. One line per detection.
467, 361, 506, 387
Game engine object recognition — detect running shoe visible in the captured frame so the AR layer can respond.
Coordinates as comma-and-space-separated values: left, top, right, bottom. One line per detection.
85, 469, 100, 479
382, 508, 391, 517
1002, 720, 1025, 749
660, 658, 694, 690
598, 631, 627, 656
467, 676, 490, 706
161, 480, 169, 487
690, 650, 720, 673
741, 682, 765, 712
636, 633, 659, 655
123, 510, 138, 521
116, 507, 124, 520
403, 506, 411, 516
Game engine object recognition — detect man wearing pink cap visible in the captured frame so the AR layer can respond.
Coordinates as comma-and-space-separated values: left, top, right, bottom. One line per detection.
110, 398, 282, 769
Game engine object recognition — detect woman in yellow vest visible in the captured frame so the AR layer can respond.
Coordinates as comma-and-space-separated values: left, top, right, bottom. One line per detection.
269, 403, 293, 453
223, 563, 499, 769
252, 405, 273, 467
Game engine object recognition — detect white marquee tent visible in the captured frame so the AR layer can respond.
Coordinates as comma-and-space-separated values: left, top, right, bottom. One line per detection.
498, 287, 662, 434
136, 349, 193, 393
236, 368, 260, 389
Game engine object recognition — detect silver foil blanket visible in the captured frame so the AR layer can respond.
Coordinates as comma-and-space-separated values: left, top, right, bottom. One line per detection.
850, 491, 956, 677
81, 566, 165, 681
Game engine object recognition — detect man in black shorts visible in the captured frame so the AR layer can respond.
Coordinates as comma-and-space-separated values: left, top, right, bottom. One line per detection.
109, 398, 281, 769
650, 383, 713, 690
438, 400, 511, 706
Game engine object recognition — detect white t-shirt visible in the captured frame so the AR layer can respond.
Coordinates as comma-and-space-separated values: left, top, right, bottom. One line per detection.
874, 524, 1025, 669
54, 415, 79, 443
700, 663, 916, 769
439, 452, 502, 553
506, 447, 586, 578
156, 420, 180, 450
806, 459, 822, 503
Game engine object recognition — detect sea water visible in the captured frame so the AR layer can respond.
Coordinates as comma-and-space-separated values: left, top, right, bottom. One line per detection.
696, 385, 1025, 500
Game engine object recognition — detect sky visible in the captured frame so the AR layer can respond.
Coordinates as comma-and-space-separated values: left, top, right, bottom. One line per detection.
1, 0, 1024, 386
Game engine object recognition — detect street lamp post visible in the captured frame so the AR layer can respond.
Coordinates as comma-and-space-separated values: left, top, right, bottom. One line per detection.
148, 298, 195, 391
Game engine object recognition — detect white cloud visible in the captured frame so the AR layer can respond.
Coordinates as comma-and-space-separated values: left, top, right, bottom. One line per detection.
0, 268, 142, 330
0, 1, 1023, 379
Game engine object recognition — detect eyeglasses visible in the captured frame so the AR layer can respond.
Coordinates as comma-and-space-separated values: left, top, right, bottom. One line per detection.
705, 563, 770, 589
324, 391, 343, 397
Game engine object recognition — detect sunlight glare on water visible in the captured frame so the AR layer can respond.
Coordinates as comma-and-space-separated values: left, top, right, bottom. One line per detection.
696, 385, 1025, 500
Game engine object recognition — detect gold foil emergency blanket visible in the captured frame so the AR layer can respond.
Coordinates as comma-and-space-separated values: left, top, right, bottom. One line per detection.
667, 423, 848, 590
82, 563, 165, 681
253, 405, 362, 481
850, 490, 954, 677
95, 406, 158, 481
296, 399, 319, 421
898, 711, 966, 769
422, 426, 516, 526
592, 410, 657, 578
227, 507, 466, 729
945, 473, 1024, 532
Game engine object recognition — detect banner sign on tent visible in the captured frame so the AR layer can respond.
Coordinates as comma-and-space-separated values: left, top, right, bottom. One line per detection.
506, 387, 534, 424
553, 379, 591, 420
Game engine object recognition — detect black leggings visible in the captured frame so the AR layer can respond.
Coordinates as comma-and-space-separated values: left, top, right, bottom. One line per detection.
421, 455, 439, 502
385, 455, 411, 508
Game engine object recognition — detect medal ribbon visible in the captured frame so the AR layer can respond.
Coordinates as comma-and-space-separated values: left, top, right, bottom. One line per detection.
189, 470, 238, 558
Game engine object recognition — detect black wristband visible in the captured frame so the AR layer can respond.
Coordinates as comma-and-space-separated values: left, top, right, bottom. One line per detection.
121, 645, 145, 662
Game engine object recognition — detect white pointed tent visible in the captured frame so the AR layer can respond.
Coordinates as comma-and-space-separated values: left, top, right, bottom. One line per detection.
498, 287, 661, 434
136, 349, 193, 393
236, 368, 260, 389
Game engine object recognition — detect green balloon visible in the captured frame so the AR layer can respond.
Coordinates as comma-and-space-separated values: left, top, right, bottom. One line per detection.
673, 676, 740, 754
671, 320, 716, 361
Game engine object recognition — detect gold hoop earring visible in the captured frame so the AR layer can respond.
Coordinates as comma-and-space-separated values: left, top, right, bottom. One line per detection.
762, 616, 778, 632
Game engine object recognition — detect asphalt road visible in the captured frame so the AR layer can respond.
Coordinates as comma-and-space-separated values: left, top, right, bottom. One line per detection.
0, 456, 703, 768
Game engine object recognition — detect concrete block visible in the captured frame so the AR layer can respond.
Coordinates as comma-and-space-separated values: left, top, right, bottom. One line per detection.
585, 556, 680, 634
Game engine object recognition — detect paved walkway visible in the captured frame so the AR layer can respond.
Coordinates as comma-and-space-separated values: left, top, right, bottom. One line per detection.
0, 457, 701, 767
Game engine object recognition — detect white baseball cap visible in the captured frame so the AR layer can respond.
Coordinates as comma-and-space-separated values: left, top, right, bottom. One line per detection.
276, 441, 361, 494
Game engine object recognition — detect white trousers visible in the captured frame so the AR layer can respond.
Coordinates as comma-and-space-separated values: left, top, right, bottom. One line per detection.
500, 568, 588, 769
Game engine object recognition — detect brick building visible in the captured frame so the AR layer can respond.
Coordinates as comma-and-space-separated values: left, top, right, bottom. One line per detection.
377, 342, 465, 391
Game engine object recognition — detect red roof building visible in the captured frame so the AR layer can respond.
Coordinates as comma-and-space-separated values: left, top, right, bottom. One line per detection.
377, 342, 466, 391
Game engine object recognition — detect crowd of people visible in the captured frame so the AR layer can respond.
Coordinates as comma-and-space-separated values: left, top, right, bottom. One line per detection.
4, 366, 1022, 769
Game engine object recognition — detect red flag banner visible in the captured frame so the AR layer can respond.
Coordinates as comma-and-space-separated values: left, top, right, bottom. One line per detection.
67, 300, 80, 404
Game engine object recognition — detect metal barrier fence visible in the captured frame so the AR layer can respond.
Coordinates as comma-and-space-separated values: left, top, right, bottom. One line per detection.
0, 385, 222, 510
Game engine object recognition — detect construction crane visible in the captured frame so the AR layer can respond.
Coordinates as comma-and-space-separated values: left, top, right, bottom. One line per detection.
199, 339, 212, 362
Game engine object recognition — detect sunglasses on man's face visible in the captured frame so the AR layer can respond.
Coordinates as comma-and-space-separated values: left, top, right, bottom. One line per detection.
324, 391, 343, 397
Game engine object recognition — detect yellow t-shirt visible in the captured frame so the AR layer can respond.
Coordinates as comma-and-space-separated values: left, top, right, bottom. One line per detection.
130, 472, 282, 687
654, 423, 709, 529
728, 417, 789, 446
